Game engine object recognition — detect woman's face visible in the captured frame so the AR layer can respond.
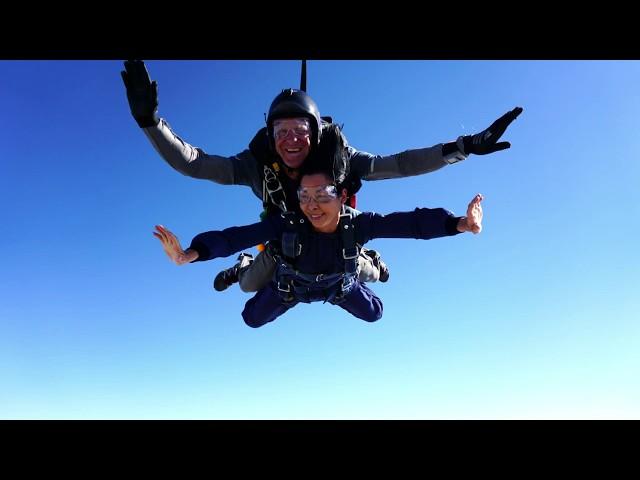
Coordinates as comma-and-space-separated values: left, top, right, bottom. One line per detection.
298, 173, 347, 233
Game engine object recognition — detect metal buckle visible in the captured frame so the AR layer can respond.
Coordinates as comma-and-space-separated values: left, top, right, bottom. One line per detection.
277, 281, 291, 293
264, 166, 283, 194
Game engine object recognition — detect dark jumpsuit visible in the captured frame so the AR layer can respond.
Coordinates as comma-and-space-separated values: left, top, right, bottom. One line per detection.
188, 208, 463, 328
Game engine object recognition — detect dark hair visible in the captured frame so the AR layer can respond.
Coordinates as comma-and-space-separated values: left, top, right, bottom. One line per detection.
299, 123, 350, 188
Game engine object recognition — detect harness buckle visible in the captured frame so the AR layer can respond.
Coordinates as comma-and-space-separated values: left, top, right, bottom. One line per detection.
264, 166, 281, 191
277, 281, 291, 293
264, 166, 287, 212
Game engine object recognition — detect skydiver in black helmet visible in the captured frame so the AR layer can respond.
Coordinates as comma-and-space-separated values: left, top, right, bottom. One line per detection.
122, 60, 522, 294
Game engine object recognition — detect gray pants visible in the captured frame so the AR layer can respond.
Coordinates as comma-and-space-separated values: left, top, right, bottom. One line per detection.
237, 247, 380, 293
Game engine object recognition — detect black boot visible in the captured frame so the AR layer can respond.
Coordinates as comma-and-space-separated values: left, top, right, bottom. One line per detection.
364, 249, 390, 283
213, 253, 253, 292
213, 264, 240, 292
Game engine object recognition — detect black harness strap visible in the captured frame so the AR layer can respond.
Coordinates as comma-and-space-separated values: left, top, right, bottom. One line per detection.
339, 207, 358, 275
280, 211, 304, 258
263, 163, 288, 213
274, 207, 360, 304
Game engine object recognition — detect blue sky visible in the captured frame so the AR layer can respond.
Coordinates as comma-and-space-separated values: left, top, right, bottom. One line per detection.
1, 60, 638, 419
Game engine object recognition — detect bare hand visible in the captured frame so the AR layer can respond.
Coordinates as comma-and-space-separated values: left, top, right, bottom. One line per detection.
465, 194, 484, 234
153, 225, 197, 265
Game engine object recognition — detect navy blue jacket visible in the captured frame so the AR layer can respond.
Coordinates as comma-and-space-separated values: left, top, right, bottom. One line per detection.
189, 208, 462, 276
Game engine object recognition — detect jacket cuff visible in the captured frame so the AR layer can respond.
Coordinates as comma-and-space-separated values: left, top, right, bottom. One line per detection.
446, 216, 465, 235
442, 139, 468, 164
188, 241, 210, 262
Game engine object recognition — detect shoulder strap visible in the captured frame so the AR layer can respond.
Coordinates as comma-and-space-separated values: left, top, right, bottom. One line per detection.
339, 206, 358, 275
249, 126, 289, 213
263, 163, 288, 212
279, 211, 306, 259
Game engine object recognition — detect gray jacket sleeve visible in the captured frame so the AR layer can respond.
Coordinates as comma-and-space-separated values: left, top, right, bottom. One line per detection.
348, 144, 468, 181
142, 118, 262, 195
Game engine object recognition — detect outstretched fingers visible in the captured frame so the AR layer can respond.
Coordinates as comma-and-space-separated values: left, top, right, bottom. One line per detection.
123, 60, 152, 88
153, 224, 169, 243
153, 225, 184, 262
509, 106, 524, 120
491, 106, 523, 139
468, 193, 484, 212
492, 141, 511, 152
498, 106, 523, 125
467, 194, 484, 234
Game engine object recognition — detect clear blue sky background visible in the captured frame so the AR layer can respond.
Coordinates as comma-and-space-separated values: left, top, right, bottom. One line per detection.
1, 60, 638, 419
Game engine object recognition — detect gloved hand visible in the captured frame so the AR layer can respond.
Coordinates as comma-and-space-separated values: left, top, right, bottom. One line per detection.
121, 60, 160, 128
459, 107, 523, 155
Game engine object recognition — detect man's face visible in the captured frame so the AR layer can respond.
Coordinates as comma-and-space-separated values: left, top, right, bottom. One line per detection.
273, 117, 312, 169
298, 173, 347, 233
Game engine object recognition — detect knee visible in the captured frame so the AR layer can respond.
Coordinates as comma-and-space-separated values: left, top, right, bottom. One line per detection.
357, 268, 379, 283
363, 308, 383, 322
238, 269, 267, 292
357, 256, 379, 283
241, 306, 266, 328
238, 277, 260, 293
363, 299, 383, 322
243, 318, 265, 329
237, 264, 272, 293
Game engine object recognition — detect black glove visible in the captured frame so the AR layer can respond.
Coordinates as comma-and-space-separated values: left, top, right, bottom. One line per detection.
121, 60, 160, 128
461, 107, 523, 155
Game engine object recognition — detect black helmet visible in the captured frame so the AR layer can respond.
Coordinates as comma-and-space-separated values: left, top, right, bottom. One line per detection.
266, 89, 322, 148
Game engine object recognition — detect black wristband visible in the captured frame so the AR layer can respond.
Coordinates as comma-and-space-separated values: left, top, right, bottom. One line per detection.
442, 141, 461, 157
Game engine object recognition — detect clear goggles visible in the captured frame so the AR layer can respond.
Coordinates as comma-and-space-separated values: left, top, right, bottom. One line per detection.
273, 119, 311, 140
297, 184, 338, 204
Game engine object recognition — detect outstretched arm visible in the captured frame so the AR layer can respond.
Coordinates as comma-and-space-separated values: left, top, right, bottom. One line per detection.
354, 193, 485, 243
152, 215, 282, 265
153, 225, 199, 265
456, 194, 484, 234
121, 60, 260, 191
170, 214, 284, 263
350, 107, 523, 181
